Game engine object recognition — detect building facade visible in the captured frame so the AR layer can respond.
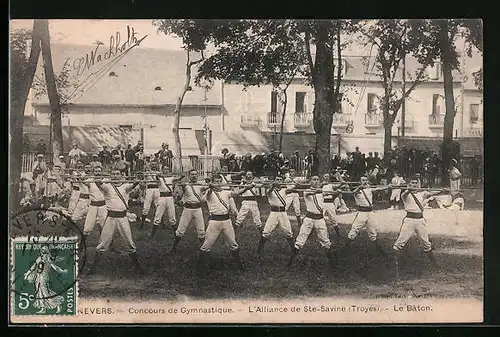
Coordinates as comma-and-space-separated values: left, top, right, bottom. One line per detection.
27, 44, 483, 156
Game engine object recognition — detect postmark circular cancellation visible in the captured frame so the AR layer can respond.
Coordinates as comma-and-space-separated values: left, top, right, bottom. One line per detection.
10, 206, 87, 316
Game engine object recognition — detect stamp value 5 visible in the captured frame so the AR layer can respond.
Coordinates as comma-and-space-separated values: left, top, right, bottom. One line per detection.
11, 236, 78, 316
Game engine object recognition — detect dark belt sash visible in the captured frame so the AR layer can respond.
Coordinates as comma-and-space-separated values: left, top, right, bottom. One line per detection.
90, 200, 106, 207
72, 186, 80, 191
241, 196, 257, 201
209, 214, 230, 221
406, 212, 424, 219
160, 192, 173, 197
358, 206, 373, 212
270, 206, 286, 212
324, 199, 334, 203
47, 178, 57, 182
79, 193, 90, 199
107, 210, 127, 218
306, 212, 323, 220
147, 184, 158, 189
184, 202, 201, 209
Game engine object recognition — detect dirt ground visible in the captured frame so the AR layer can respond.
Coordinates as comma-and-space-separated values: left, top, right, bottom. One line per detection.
75, 191, 483, 302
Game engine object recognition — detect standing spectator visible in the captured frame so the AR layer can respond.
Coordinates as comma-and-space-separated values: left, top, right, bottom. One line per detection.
366, 152, 374, 170
58, 155, 67, 172
68, 142, 87, 168
132, 140, 144, 154
373, 152, 382, 168
156, 143, 174, 172
112, 154, 130, 176
330, 155, 341, 173
32, 154, 47, 201
423, 157, 433, 187
98, 145, 112, 171
289, 150, 302, 174
36, 138, 47, 157
125, 144, 135, 174
430, 152, 441, 185
227, 153, 240, 173
111, 144, 125, 160
449, 159, 462, 194
304, 149, 318, 177
135, 146, 145, 173
219, 148, 230, 172
252, 153, 265, 177
240, 153, 253, 173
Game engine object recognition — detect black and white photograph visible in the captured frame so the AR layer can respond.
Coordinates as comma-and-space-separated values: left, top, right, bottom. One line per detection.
9, 19, 483, 324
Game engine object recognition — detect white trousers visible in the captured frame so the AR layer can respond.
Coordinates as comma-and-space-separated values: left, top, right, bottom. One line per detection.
390, 189, 402, 202
67, 190, 80, 214
96, 215, 137, 253
71, 198, 90, 221
323, 203, 338, 226
153, 196, 176, 226
83, 205, 107, 235
393, 217, 432, 252
347, 211, 378, 241
143, 188, 160, 216
294, 216, 331, 249
176, 208, 205, 238
235, 200, 262, 228
285, 193, 301, 217
262, 212, 293, 238
200, 219, 239, 252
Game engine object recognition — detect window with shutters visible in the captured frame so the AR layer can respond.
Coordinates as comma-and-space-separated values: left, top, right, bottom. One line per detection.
271, 91, 278, 112
469, 104, 479, 123
432, 94, 442, 116
367, 93, 379, 115
295, 92, 306, 113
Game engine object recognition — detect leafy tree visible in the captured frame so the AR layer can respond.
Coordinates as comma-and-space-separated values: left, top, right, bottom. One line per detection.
153, 20, 214, 172
10, 21, 42, 210
356, 19, 439, 154
154, 19, 352, 174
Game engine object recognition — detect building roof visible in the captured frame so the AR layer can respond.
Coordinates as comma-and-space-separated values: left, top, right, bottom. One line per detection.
32, 43, 222, 107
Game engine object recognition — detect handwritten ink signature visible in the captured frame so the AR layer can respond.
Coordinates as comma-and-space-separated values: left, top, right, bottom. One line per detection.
71, 26, 148, 77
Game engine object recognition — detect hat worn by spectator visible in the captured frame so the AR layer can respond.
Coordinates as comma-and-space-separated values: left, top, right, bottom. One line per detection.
451, 159, 458, 165
37, 154, 44, 158
92, 154, 98, 157
59, 155, 65, 159
113, 154, 121, 159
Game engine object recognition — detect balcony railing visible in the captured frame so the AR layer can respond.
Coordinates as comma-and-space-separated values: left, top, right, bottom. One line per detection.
364, 113, 383, 126
240, 115, 261, 128
463, 127, 483, 137
428, 114, 444, 127
294, 113, 312, 128
332, 113, 350, 126
267, 111, 283, 127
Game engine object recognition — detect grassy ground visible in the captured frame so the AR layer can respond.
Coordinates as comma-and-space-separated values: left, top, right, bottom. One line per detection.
76, 190, 483, 301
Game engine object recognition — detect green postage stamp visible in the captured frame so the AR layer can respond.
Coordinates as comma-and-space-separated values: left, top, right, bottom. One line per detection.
10, 236, 79, 316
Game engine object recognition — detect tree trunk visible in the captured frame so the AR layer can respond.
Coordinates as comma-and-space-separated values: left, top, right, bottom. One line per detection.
311, 26, 336, 175
278, 90, 287, 152
40, 20, 63, 164
439, 20, 456, 186
383, 113, 393, 155
10, 20, 43, 211
172, 50, 202, 173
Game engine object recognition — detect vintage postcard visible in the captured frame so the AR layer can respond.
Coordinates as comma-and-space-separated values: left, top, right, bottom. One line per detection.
9, 19, 483, 324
